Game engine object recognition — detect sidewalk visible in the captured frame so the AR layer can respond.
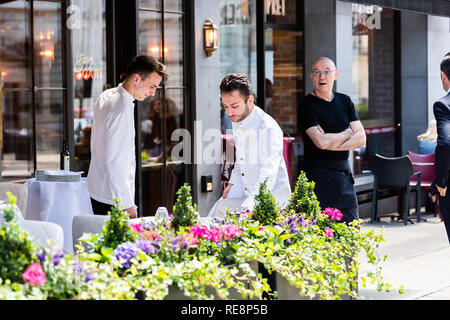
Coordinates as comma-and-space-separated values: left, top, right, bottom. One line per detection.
358, 213, 450, 300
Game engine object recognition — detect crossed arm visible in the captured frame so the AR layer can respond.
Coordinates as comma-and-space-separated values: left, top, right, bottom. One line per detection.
306, 120, 366, 151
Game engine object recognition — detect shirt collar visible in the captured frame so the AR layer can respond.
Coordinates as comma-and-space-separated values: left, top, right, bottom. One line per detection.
447, 87, 450, 95
234, 105, 258, 129
117, 83, 136, 106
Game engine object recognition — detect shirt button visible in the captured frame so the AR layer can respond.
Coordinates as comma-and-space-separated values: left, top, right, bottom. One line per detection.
244, 187, 248, 191
241, 172, 244, 176
240, 157, 244, 161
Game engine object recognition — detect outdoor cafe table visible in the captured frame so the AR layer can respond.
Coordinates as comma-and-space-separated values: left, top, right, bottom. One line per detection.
25, 178, 93, 253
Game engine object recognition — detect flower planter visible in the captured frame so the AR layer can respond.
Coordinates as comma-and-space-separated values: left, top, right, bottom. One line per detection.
274, 256, 357, 300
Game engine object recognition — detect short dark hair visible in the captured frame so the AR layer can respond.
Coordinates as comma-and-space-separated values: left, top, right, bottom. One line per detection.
125, 55, 169, 84
220, 73, 252, 100
441, 54, 450, 80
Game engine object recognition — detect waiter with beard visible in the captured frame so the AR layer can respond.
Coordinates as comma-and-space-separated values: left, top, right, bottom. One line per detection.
298, 57, 366, 224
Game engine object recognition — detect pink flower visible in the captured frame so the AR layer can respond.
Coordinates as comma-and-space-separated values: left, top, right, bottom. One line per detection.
324, 227, 334, 238
190, 224, 210, 238
23, 263, 46, 286
239, 211, 252, 219
130, 224, 144, 233
221, 224, 242, 241
322, 208, 343, 221
208, 227, 222, 243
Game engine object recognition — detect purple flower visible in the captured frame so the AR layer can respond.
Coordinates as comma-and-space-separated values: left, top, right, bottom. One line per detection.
171, 244, 178, 251
53, 252, 65, 266
73, 262, 83, 274
171, 237, 180, 245
36, 250, 46, 262
114, 242, 139, 268
135, 240, 157, 254
85, 274, 95, 282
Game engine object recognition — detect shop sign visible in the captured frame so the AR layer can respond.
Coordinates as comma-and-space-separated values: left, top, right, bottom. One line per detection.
265, 0, 285, 16
73, 54, 103, 80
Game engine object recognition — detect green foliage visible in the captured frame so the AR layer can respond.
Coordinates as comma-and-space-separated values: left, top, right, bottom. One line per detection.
286, 171, 322, 221
252, 179, 280, 225
0, 192, 39, 283
98, 198, 136, 250
171, 183, 198, 231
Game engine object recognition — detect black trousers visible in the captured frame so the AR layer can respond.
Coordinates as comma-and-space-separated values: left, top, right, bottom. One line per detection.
439, 193, 450, 243
90, 197, 113, 216
338, 207, 359, 225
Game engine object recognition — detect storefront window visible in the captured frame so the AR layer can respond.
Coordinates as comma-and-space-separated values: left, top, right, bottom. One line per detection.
138, 0, 186, 216
351, 4, 396, 175
0, 0, 67, 180
219, 0, 257, 133
71, 0, 106, 176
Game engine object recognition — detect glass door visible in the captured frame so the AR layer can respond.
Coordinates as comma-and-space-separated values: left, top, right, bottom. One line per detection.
0, 0, 33, 179
138, 0, 187, 216
0, 0, 67, 180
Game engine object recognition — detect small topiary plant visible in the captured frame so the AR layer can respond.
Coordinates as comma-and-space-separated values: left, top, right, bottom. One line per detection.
286, 171, 322, 221
171, 183, 198, 231
0, 192, 39, 283
98, 198, 136, 250
253, 179, 280, 226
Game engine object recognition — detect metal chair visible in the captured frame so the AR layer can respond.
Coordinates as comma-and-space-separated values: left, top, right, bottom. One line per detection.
408, 151, 439, 217
371, 154, 423, 225
0, 182, 28, 219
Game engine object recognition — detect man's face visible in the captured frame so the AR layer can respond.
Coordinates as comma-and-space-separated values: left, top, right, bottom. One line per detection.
221, 90, 254, 123
133, 72, 162, 101
310, 59, 338, 94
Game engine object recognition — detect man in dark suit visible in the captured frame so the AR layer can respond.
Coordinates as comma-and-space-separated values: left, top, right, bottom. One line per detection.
434, 53, 450, 243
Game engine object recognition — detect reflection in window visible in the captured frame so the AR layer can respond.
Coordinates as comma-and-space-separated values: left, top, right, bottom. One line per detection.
219, 0, 257, 133
138, 0, 186, 216
71, 0, 106, 176
351, 4, 396, 175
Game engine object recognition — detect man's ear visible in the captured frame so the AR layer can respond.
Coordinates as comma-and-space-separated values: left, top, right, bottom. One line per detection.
248, 94, 255, 104
334, 69, 339, 81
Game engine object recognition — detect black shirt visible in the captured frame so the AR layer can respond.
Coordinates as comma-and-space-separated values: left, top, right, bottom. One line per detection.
298, 92, 359, 163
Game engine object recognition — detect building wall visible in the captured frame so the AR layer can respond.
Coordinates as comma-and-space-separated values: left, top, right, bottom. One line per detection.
193, 0, 223, 216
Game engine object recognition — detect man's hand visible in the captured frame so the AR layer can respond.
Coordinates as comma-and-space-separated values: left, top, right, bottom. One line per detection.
222, 183, 233, 199
125, 205, 138, 219
437, 185, 447, 198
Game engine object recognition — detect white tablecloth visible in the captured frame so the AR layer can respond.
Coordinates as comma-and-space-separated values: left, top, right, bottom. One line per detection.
25, 178, 93, 253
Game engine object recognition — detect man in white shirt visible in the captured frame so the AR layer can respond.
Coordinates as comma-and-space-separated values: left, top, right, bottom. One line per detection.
210, 74, 291, 217
87, 55, 168, 218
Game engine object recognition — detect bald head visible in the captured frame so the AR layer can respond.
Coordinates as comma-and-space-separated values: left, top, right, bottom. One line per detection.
311, 57, 336, 71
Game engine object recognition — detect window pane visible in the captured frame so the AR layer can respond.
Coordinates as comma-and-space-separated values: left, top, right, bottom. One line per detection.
0, 0, 30, 89
138, 10, 162, 60
351, 4, 396, 174
265, 28, 303, 134
35, 90, 63, 170
164, 0, 183, 12
1, 91, 33, 178
164, 13, 183, 87
265, 0, 298, 25
0, 0, 34, 179
139, 0, 161, 10
34, 1, 62, 88
219, 0, 257, 133
71, 0, 106, 176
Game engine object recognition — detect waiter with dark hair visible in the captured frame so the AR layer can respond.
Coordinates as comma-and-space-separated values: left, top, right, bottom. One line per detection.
433, 52, 450, 243
298, 57, 366, 224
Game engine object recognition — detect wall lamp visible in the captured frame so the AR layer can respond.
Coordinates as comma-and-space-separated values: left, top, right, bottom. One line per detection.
203, 18, 218, 57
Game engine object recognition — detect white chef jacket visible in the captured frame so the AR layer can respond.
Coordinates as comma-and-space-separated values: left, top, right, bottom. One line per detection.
228, 106, 291, 210
87, 83, 136, 209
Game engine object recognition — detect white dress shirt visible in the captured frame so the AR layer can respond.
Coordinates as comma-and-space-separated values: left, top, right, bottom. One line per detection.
228, 106, 291, 210
87, 83, 136, 209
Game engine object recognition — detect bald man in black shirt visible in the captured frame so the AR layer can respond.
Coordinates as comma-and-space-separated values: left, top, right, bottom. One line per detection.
298, 57, 366, 224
